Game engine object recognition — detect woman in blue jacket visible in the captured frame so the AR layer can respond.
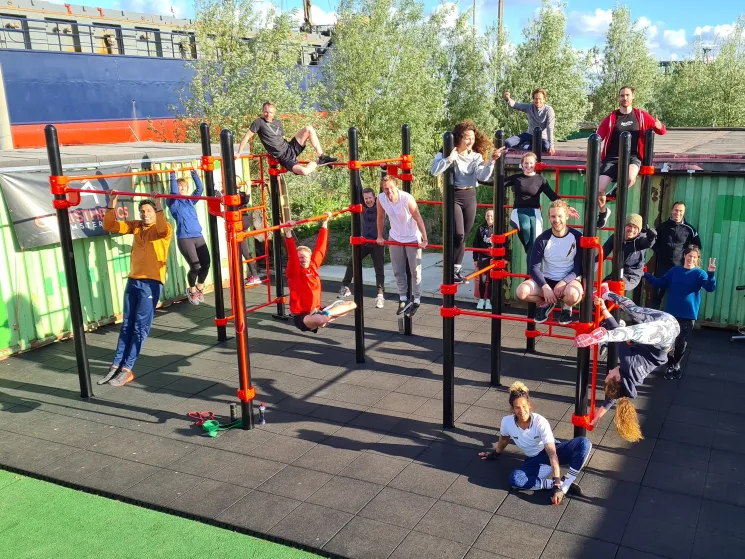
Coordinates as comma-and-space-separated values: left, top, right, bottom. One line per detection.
644, 246, 716, 379
167, 170, 211, 305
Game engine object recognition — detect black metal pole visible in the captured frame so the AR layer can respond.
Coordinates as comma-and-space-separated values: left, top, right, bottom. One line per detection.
268, 163, 289, 319
200, 123, 228, 343
574, 133, 601, 438
490, 130, 505, 387
220, 129, 254, 430
606, 132, 631, 371
442, 131, 456, 429
401, 124, 413, 336
45, 125, 93, 399
349, 127, 365, 363
633, 129, 655, 304
525, 127, 542, 352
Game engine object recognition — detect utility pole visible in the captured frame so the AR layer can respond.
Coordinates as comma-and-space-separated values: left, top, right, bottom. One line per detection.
498, 0, 504, 48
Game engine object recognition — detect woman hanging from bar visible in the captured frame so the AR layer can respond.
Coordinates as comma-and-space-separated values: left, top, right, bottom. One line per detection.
505, 152, 580, 260
478, 381, 590, 506
431, 120, 506, 284
167, 169, 211, 305
574, 285, 680, 442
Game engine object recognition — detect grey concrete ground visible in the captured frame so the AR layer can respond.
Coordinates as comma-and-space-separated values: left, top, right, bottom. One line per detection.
0, 283, 743, 559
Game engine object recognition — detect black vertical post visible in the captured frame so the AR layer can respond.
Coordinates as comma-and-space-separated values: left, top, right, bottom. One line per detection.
268, 164, 289, 319
525, 127, 542, 353
442, 131, 456, 429
45, 125, 93, 399
574, 134, 601, 438
200, 123, 228, 343
401, 124, 413, 336
490, 130, 505, 387
220, 129, 254, 430
349, 127, 365, 363
634, 129, 655, 304
606, 132, 631, 371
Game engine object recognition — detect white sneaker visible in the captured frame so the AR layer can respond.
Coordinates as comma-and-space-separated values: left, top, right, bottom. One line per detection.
322, 299, 346, 313
338, 285, 351, 298
375, 294, 385, 309
485, 300, 492, 310
476, 299, 485, 310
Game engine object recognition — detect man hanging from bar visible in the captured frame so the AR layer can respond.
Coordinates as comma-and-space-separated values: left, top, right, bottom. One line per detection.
237, 101, 337, 175
284, 212, 357, 333
574, 285, 680, 442
516, 199, 584, 325
99, 192, 173, 387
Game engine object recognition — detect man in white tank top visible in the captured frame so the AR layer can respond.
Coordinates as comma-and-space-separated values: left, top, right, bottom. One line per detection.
376, 175, 428, 317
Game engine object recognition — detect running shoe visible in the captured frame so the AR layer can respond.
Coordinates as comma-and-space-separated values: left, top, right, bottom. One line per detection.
98, 366, 120, 385
574, 327, 608, 348
534, 303, 555, 323
196, 288, 205, 303
405, 302, 420, 318
485, 300, 492, 311
109, 368, 134, 387
187, 289, 200, 305
477, 299, 485, 310
245, 275, 262, 286
317, 154, 338, 166
322, 299, 347, 313
375, 294, 385, 309
558, 307, 573, 325
397, 300, 411, 316
592, 282, 610, 300
664, 363, 682, 380
338, 285, 352, 298
597, 207, 612, 229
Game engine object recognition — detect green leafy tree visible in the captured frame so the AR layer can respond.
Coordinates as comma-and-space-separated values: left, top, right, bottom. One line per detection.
494, 0, 591, 141
168, 0, 310, 141
589, 6, 659, 120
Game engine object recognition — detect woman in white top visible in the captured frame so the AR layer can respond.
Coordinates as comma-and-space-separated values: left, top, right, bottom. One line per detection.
478, 382, 591, 505
431, 120, 506, 283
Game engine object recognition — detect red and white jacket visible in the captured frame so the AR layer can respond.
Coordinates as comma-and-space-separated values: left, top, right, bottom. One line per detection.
597, 108, 667, 161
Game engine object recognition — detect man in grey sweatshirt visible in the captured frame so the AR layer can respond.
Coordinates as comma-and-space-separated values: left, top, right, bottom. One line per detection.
503, 89, 556, 155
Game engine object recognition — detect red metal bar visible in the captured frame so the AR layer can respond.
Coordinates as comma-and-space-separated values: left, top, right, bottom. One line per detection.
66, 168, 197, 182
238, 203, 267, 214
416, 200, 442, 205
465, 263, 496, 282
245, 297, 282, 315
355, 238, 490, 254
243, 254, 268, 265
237, 206, 354, 241
70, 187, 214, 202
358, 157, 404, 167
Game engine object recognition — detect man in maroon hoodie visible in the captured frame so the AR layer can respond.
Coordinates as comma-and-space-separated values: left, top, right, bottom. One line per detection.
596, 87, 666, 228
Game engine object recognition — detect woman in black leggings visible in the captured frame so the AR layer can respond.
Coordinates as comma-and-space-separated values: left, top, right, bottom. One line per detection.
431, 121, 505, 283
167, 170, 211, 304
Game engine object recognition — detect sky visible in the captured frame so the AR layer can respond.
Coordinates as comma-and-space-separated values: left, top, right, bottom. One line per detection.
51, 0, 743, 61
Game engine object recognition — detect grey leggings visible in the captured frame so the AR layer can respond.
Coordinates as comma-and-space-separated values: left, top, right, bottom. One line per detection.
389, 244, 422, 300
603, 293, 680, 351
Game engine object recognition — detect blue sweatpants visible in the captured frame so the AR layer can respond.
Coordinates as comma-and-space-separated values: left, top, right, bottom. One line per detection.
510, 436, 592, 489
112, 279, 162, 370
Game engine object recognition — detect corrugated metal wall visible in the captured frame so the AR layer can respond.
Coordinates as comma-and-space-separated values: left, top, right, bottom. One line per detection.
0, 160, 238, 357
504, 169, 744, 329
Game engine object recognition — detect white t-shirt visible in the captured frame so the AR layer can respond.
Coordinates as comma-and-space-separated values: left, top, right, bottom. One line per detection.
378, 190, 421, 243
499, 413, 555, 457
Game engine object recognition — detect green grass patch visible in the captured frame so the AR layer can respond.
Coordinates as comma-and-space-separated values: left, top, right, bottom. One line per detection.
0, 470, 321, 559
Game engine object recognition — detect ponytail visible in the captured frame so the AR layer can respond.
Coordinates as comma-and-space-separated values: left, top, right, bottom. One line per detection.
614, 397, 643, 442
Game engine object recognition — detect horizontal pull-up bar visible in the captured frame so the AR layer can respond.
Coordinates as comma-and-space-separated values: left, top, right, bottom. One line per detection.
236, 205, 360, 242
65, 168, 198, 182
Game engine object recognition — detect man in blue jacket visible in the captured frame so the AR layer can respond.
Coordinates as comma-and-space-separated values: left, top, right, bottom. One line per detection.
644, 246, 716, 379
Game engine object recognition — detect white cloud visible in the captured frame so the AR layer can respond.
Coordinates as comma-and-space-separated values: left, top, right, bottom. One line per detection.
663, 28, 687, 48
308, 6, 337, 26
116, 0, 190, 19
434, 2, 460, 29
634, 16, 658, 40
670, 53, 679, 61
566, 8, 612, 37
695, 23, 737, 39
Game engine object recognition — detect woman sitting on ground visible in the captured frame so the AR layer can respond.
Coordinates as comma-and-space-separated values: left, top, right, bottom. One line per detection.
478, 381, 591, 505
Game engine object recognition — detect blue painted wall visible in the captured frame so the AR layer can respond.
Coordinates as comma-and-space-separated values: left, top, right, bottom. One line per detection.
0, 50, 193, 124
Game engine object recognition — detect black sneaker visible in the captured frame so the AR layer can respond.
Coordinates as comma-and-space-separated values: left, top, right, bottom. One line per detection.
558, 307, 573, 325
566, 482, 584, 497
405, 302, 420, 318
663, 364, 677, 380
596, 207, 612, 229
534, 303, 555, 323
598, 342, 608, 361
454, 268, 467, 284
317, 154, 338, 166
397, 300, 411, 316
672, 364, 683, 380
98, 366, 120, 385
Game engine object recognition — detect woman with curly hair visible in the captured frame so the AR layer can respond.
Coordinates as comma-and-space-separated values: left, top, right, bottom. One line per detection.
478, 381, 590, 506
574, 286, 680, 442
431, 120, 506, 283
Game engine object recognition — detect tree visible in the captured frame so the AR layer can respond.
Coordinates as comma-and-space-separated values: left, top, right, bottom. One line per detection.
494, 0, 591, 140
168, 0, 311, 141
589, 6, 659, 120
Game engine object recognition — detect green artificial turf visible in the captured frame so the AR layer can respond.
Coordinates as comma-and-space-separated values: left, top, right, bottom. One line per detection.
0, 469, 321, 559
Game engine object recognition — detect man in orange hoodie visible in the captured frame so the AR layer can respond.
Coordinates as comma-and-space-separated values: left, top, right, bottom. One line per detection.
99, 193, 173, 387
284, 212, 356, 332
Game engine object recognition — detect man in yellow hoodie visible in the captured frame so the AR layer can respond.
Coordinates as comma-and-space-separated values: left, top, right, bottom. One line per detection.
100, 193, 173, 387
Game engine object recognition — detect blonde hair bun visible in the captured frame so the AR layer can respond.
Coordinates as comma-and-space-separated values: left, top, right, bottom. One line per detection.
509, 381, 529, 395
